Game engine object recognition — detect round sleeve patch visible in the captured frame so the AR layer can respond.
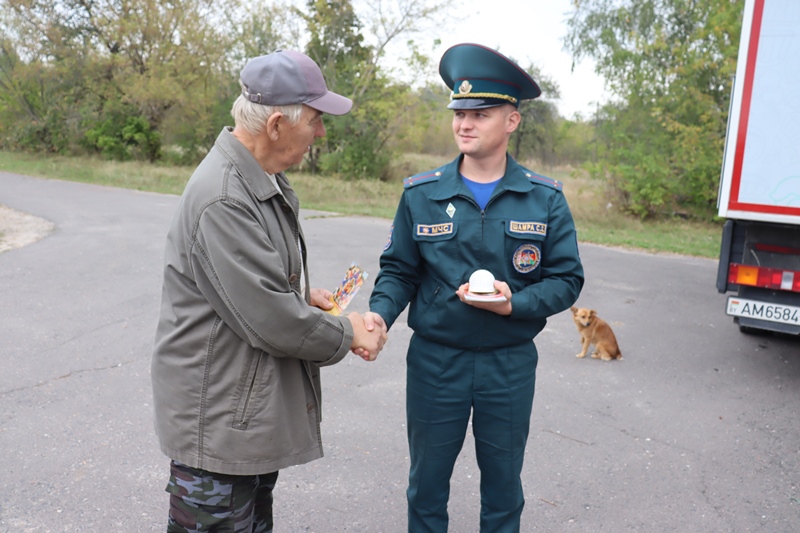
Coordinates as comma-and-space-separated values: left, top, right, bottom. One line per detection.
513, 244, 541, 273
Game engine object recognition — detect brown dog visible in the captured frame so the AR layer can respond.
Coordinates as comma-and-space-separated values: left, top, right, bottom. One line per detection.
570, 306, 622, 361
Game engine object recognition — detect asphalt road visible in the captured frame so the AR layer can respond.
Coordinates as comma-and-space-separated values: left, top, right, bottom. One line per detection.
1, 172, 799, 533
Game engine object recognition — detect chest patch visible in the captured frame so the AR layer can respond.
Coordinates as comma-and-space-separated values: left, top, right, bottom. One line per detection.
416, 223, 454, 236
513, 244, 541, 273
509, 221, 547, 236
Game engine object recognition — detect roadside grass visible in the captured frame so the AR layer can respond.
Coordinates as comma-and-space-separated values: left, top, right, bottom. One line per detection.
560, 169, 722, 258
0, 150, 723, 258
0, 151, 190, 195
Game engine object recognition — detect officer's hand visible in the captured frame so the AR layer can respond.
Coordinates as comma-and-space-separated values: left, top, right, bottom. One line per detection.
361, 311, 387, 333
455, 280, 513, 316
309, 287, 335, 311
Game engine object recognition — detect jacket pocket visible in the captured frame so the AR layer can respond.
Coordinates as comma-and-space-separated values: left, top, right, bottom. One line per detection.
232, 350, 264, 430
412, 220, 460, 269
504, 221, 545, 281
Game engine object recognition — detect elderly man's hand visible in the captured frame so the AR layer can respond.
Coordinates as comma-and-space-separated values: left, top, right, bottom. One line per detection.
309, 287, 335, 311
348, 312, 388, 361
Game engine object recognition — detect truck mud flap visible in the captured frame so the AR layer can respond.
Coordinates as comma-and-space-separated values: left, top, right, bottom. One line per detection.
735, 316, 800, 336
716, 220, 735, 293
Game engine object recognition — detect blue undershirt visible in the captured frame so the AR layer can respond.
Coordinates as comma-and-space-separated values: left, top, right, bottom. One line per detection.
461, 175, 501, 210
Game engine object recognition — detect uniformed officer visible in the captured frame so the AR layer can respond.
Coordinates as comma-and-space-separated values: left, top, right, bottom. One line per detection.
364, 43, 585, 532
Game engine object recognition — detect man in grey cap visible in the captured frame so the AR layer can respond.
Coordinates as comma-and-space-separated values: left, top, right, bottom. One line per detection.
151, 49, 387, 532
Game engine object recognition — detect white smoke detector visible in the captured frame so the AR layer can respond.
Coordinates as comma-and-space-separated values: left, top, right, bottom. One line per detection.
468, 269, 496, 294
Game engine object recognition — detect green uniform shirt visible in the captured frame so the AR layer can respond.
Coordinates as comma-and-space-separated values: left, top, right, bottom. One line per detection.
369, 154, 584, 350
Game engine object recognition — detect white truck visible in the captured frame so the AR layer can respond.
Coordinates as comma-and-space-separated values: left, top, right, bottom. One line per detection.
716, 0, 800, 335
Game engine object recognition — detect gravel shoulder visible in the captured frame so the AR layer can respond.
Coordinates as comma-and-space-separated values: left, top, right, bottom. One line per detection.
0, 204, 55, 253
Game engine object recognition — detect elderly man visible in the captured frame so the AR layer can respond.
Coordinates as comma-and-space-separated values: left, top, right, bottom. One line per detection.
151, 49, 387, 532
365, 43, 584, 532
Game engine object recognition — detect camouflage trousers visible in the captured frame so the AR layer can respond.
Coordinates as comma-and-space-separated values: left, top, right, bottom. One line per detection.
165, 460, 278, 533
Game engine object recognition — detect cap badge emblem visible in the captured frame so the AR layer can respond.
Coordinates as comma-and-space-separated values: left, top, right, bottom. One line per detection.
458, 80, 473, 95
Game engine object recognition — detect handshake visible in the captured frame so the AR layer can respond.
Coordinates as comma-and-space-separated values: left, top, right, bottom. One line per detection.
308, 287, 386, 362
347, 311, 387, 362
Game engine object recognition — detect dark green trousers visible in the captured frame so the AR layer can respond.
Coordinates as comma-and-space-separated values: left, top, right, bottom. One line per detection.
406, 334, 538, 533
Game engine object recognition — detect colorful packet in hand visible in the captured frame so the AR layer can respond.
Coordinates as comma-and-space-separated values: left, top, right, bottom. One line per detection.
327, 263, 368, 315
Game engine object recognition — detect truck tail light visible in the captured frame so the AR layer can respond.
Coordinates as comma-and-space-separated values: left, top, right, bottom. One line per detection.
728, 264, 800, 293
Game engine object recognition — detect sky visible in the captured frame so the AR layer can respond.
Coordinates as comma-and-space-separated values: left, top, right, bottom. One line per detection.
289, 0, 608, 118
426, 0, 608, 118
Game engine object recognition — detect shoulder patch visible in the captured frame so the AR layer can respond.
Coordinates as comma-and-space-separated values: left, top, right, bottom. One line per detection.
522, 168, 562, 191
404, 169, 444, 189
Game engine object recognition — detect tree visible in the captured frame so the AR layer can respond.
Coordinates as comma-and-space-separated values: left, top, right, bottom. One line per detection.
0, 0, 237, 161
296, 0, 453, 179
0, 0, 458, 172
296, 0, 374, 175
511, 64, 561, 166
565, 0, 744, 219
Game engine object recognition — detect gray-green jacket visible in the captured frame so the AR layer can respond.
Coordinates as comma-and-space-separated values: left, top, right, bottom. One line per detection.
151, 127, 353, 476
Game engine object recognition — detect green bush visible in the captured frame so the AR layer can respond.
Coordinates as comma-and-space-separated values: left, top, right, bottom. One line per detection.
84, 113, 161, 162
320, 136, 392, 180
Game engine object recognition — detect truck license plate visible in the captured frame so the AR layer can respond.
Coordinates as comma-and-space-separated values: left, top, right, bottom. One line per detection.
726, 297, 800, 325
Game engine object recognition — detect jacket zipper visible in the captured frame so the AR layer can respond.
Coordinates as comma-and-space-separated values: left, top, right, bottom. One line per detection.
481, 210, 486, 254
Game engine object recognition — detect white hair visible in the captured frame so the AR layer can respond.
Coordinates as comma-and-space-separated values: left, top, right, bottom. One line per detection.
231, 94, 305, 136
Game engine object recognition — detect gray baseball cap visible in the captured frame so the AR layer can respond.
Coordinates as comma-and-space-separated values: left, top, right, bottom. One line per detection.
240, 50, 353, 116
